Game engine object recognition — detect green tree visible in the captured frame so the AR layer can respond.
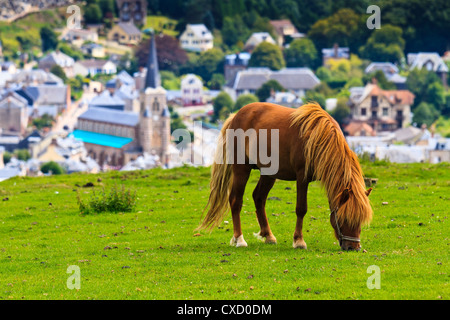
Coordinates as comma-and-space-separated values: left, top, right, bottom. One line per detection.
196, 48, 225, 82
363, 70, 396, 90
359, 25, 405, 64
255, 79, 285, 102
426, 81, 446, 112
406, 68, 441, 110
412, 102, 440, 127
207, 73, 225, 90
233, 93, 258, 112
308, 8, 364, 52
84, 3, 103, 24
284, 38, 318, 69
331, 97, 351, 126
40, 26, 58, 52
3, 151, 11, 165
14, 149, 31, 161
50, 65, 67, 83
213, 91, 233, 121
248, 42, 285, 71
304, 91, 326, 109
41, 161, 65, 175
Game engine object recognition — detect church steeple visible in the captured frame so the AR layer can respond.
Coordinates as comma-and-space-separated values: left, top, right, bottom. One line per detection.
144, 32, 160, 89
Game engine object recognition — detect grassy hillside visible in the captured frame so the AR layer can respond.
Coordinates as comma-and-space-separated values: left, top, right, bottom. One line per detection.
0, 163, 448, 300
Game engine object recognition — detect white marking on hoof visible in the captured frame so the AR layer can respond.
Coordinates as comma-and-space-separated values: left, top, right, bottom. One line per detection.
230, 235, 248, 247
293, 239, 307, 249
253, 231, 265, 242
253, 231, 277, 244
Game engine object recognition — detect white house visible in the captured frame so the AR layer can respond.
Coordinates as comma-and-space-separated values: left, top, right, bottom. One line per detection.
61, 28, 98, 46
244, 32, 276, 52
74, 59, 117, 77
179, 24, 213, 52
38, 51, 75, 78
181, 74, 203, 106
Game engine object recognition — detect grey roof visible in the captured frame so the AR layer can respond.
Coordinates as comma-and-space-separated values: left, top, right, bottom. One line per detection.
117, 22, 142, 36
11, 69, 63, 85
25, 85, 68, 105
365, 62, 399, 75
407, 52, 449, 72
88, 91, 125, 110
39, 51, 74, 67
79, 107, 139, 127
322, 47, 350, 59
233, 67, 320, 91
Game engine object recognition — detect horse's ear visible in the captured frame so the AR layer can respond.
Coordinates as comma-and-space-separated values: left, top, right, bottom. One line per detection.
340, 188, 351, 204
366, 188, 373, 197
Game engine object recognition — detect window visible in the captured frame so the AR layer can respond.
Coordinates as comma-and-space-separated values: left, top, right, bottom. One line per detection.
382, 108, 389, 116
371, 96, 378, 108
361, 108, 366, 116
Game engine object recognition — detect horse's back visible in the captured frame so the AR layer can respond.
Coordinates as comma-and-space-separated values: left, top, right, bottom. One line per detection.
231, 102, 295, 131
228, 102, 303, 180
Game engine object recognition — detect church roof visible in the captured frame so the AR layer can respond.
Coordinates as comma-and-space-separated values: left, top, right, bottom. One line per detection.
78, 107, 139, 127
71, 129, 133, 149
144, 33, 161, 89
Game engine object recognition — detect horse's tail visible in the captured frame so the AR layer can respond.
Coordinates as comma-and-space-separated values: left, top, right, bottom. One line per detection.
196, 113, 236, 232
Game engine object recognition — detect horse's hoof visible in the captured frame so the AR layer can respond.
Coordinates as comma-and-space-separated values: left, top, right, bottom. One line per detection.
230, 235, 248, 247
293, 239, 307, 249
253, 232, 277, 244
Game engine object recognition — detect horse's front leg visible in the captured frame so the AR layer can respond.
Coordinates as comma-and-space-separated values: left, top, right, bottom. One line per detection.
293, 179, 309, 249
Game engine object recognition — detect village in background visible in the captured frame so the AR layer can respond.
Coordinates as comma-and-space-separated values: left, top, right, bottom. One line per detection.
0, 0, 449, 181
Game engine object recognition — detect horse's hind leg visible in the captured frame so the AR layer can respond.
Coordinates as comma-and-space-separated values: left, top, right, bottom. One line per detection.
252, 175, 277, 244
293, 179, 309, 249
229, 164, 251, 247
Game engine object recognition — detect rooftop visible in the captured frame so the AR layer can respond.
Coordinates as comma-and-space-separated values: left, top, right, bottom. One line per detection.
71, 129, 133, 149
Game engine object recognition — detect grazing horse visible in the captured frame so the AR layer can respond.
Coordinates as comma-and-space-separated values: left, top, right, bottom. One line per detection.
197, 102, 373, 251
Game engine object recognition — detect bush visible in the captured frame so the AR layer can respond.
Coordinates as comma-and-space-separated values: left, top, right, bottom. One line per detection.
77, 184, 137, 214
41, 161, 65, 175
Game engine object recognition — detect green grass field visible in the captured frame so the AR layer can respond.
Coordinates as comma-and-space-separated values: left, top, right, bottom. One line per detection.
0, 163, 448, 300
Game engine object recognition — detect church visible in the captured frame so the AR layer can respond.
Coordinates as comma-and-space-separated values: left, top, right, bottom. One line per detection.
72, 34, 171, 168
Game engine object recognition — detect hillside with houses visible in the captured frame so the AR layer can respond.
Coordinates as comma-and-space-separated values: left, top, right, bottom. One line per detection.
1, 0, 450, 181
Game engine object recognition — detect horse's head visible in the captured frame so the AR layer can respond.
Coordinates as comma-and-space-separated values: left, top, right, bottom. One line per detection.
330, 187, 373, 251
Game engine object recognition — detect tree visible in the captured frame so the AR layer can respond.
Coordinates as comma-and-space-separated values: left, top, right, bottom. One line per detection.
406, 68, 441, 110
207, 73, 225, 90
255, 79, 285, 102
304, 91, 326, 109
412, 102, 440, 127
196, 48, 225, 82
135, 34, 188, 74
359, 25, 405, 64
363, 70, 396, 90
248, 42, 285, 71
308, 8, 364, 52
233, 93, 258, 112
213, 91, 233, 121
284, 38, 318, 69
40, 26, 58, 52
41, 161, 65, 175
84, 3, 103, 24
50, 65, 67, 83
331, 97, 351, 127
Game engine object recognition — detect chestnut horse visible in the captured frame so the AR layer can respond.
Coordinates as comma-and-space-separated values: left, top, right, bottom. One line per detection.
197, 102, 373, 251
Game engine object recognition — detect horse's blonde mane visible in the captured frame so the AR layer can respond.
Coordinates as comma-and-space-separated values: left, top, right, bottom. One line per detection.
290, 103, 372, 228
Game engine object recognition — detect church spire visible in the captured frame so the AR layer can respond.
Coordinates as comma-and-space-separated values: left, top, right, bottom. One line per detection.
144, 31, 160, 89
